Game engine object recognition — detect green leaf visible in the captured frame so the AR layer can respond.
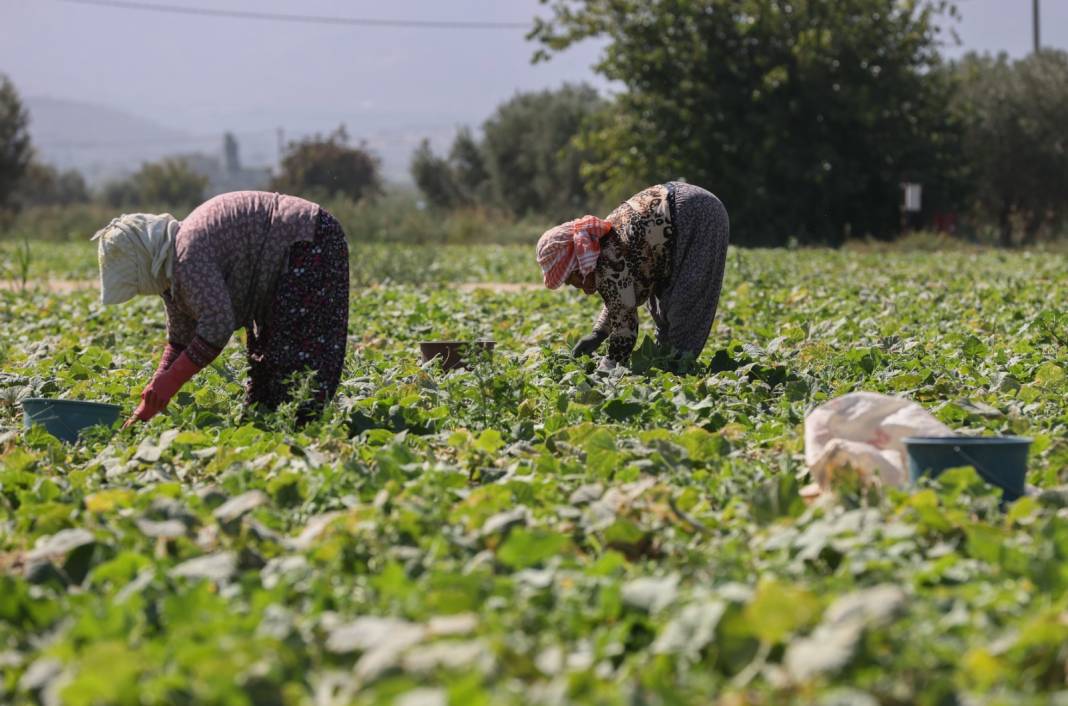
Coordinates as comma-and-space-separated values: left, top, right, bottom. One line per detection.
496, 529, 570, 569
173, 430, 211, 446
676, 427, 729, 463
474, 429, 504, 454
965, 523, 1004, 565
582, 428, 618, 475
1034, 362, 1065, 389
602, 398, 643, 421
603, 519, 648, 550
962, 335, 988, 358
85, 488, 135, 513
744, 579, 821, 644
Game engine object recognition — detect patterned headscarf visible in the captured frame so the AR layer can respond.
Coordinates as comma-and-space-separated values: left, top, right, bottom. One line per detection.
92, 213, 180, 305
535, 215, 613, 289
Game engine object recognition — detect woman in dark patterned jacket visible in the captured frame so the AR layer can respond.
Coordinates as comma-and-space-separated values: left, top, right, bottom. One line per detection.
93, 190, 349, 426
535, 182, 729, 366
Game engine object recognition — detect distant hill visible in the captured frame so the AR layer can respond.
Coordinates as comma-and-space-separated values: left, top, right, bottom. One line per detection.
24, 96, 219, 185
24, 95, 451, 187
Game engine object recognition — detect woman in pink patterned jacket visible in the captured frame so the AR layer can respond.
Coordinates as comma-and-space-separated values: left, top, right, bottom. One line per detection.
93, 190, 349, 426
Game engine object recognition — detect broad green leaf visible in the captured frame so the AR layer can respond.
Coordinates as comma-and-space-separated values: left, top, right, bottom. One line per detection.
1034, 362, 1065, 389
474, 429, 504, 454
744, 579, 821, 644
496, 529, 570, 569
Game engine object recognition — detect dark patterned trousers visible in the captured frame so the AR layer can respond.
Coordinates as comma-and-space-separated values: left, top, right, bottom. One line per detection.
647, 183, 730, 358
246, 209, 349, 418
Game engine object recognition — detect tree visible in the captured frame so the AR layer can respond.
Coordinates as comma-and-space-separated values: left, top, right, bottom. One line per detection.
409, 128, 491, 210
480, 84, 604, 219
951, 50, 1068, 246
410, 85, 603, 218
409, 128, 490, 211
136, 158, 207, 208
410, 139, 464, 210
271, 126, 381, 202
0, 73, 32, 210
532, 0, 960, 245
14, 161, 89, 207
101, 178, 142, 209
448, 127, 489, 201
102, 158, 207, 209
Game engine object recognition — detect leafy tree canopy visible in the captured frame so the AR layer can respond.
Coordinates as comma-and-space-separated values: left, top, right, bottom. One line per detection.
0, 73, 32, 211
103, 158, 207, 210
950, 49, 1068, 246
272, 126, 382, 203
531, 0, 960, 245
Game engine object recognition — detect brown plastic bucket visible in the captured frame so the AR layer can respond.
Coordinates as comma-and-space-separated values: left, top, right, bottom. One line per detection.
419, 341, 496, 371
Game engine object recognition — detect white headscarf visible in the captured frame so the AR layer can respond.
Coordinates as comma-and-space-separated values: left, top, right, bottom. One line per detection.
91, 213, 180, 305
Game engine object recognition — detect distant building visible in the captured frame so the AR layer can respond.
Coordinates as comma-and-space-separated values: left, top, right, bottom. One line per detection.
177, 133, 272, 197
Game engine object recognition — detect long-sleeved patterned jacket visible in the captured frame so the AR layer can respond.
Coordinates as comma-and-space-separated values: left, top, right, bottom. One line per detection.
162, 191, 320, 365
593, 183, 678, 362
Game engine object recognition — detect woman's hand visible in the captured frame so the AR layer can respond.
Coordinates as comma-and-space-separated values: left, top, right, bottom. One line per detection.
130, 351, 202, 422
134, 384, 171, 421
128, 386, 164, 424
572, 330, 608, 357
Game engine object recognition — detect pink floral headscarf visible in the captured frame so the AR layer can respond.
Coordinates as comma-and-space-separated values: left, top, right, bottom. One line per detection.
535, 215, 613, 289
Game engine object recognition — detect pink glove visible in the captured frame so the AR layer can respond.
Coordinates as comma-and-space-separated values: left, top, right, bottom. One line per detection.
153, 342, 186, 378
134, 352, 201, 421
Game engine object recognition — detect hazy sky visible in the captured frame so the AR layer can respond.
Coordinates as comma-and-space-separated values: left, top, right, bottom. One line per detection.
2, 0, 1066, 176
2, 1, 607, 136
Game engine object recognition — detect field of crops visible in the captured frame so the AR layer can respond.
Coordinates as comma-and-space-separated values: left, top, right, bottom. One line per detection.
2, 243, 1068, 705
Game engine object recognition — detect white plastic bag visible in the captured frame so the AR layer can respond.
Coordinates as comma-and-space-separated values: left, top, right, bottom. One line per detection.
804, 392, 953, 491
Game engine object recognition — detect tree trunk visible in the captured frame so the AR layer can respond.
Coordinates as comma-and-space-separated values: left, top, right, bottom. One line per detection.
998, 205, 1014, 248
1020, 210, 1045, 247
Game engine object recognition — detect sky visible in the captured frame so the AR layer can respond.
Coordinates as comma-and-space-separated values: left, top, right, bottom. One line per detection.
1, 0, 1066, 180
0, 0, 606, 130
1, 0, 609, 178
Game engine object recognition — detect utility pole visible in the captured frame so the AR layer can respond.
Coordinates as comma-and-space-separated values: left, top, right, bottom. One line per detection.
1033, 0, 1041, 53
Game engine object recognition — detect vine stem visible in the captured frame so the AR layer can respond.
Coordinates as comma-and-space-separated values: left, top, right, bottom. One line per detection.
668, 494, 712, 536
731, 640, 772, 689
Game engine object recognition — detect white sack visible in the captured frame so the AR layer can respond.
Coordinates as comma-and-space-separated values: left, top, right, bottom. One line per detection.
804, 392, 953, 490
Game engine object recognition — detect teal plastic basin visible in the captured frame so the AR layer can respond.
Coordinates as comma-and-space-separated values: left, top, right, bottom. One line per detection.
904, 435, 1031, 502
21, 398, 121, 443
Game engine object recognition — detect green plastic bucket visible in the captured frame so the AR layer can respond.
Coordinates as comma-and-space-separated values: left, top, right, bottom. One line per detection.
903, 435, 1031, 502
21, 398, 121, 443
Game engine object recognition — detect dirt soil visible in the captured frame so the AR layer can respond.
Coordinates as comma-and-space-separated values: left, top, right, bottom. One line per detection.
0, 280, 540, 294
0, 279, 97, 293
454, 282, 541, 293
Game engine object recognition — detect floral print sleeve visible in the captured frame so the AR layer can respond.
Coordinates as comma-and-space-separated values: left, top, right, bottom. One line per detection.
170, 239, 234, 367
178, 258, 236, 350
588, 184, 677, 364
594, 236, 640, 363
162, 289, 222, 370
163, 290, 196, 347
